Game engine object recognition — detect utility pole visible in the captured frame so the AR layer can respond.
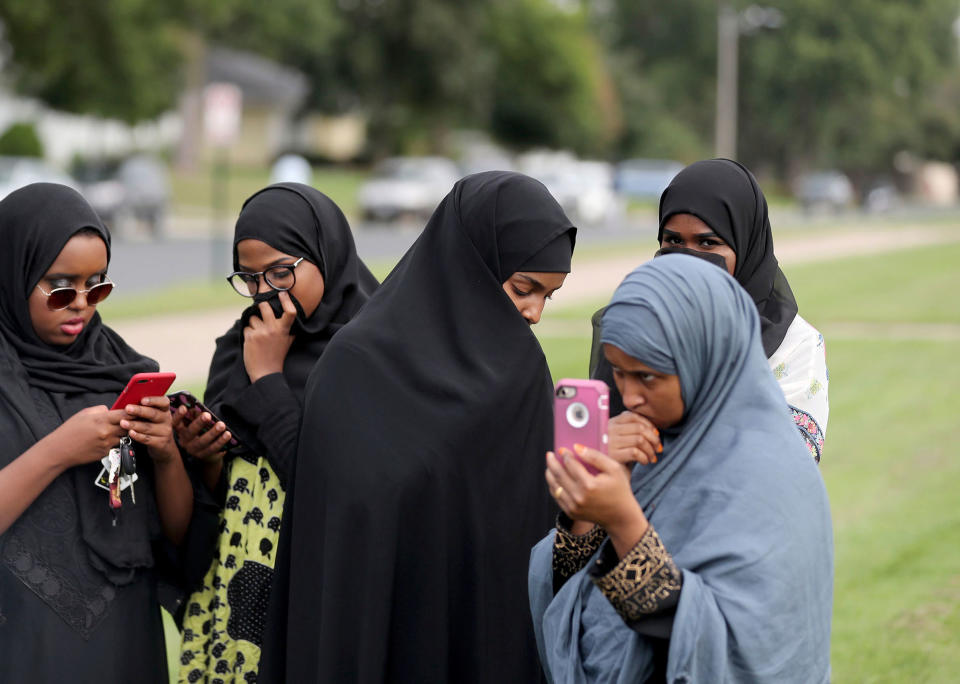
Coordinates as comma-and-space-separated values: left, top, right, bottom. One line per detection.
715, 1, 740, 160
715, 3, 784, 161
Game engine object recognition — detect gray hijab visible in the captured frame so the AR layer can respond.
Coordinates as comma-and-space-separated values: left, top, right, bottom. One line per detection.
529, 255, 833, 682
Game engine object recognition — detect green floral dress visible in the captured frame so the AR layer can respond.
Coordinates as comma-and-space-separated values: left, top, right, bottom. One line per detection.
178, 453, 284, 683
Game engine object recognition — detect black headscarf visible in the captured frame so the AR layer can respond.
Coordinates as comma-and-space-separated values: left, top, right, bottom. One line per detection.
273, 171, 576, 682
658, 158, 798, 357
203, 183, 378, 424
0, 183, 160, 637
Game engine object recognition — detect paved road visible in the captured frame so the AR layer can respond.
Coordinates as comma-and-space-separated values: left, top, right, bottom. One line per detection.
108, 216, 658, 294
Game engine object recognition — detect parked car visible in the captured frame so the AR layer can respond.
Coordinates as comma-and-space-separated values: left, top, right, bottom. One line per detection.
358, 157, 461, 222
517, 151, 623, 225
795, 170, 854, 214
78, 154, 170, 237
0, 156, 78, 200
615, 159, 685, 200
862, 180, 901, 213
458, 143, 515, 177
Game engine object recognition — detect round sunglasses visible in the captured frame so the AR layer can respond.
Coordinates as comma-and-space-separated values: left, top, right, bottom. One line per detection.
35, 280, 115, 310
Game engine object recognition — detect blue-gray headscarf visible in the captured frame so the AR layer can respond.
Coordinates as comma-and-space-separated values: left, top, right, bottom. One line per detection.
530, 255, 833, 683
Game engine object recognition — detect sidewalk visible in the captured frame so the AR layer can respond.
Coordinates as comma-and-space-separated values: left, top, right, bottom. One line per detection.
110, 224, 960, 387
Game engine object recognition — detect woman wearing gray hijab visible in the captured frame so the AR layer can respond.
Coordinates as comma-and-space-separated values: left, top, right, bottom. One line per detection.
530, 254, 832, 683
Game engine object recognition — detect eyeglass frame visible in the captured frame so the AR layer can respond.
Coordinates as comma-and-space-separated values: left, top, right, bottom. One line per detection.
34, 279, 116, 311
226, 257, 306, 297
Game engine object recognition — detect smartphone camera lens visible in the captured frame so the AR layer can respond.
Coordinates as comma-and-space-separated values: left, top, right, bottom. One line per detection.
566, 402, 589, 429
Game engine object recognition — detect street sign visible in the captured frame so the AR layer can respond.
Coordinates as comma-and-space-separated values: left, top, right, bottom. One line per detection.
203, 82, 242, 147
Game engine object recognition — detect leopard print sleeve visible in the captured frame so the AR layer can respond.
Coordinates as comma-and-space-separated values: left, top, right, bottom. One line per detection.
552, 514, 607, 594
589, 525, 683, 628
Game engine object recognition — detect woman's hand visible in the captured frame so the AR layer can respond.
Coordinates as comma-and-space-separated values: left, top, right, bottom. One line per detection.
546, 444, 649, 558
120, 395, 179, 464
52, 405, 128, 469
172, 406, 229, 488
172, 406, 231, 462
608, 411, 662, 466
243, 290, 297, 383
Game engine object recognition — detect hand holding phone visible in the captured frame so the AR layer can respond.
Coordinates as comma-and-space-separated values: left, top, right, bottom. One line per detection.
168, 391, 244, 460
548, 380, 644, 535
554, 379, 609, 475
110, 372, 179, 465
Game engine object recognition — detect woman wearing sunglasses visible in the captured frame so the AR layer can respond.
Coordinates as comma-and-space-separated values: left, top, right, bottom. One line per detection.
0, 183, 193, 682
173, 183, 377, 683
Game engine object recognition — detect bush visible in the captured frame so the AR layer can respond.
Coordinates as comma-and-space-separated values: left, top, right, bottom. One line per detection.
0, 122, 44, 158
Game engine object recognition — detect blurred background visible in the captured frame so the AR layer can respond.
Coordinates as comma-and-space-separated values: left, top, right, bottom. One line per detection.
2, 0, 960, 241
2, 2, 959, 681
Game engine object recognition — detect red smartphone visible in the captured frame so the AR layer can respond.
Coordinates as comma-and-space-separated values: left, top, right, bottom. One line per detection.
111, 372, 177, 410
554, 379, 609, 475
168, 390, 246, 456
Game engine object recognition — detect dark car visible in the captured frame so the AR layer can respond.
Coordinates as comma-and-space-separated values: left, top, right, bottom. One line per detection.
79, 155, 170, 237
795, 171, 854, 214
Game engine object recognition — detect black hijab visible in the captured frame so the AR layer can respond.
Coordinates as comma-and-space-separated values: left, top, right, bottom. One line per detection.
658, 158, 798, 357
0, 183, 159, 637
273, 172, 576, 682
203, 183, 378, 425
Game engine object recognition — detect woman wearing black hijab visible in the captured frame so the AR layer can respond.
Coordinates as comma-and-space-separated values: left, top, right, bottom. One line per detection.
0, 183, 192, 683
594, 159, 828, 464
271, 171, 577, 683
174, 183, 377, 682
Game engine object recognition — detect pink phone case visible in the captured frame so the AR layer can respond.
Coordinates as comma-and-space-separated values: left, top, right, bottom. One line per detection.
554, 378, 609, 475
111, 372, 177, 410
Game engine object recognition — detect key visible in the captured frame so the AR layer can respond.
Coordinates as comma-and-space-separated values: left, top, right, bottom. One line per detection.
120, 437, 137, 476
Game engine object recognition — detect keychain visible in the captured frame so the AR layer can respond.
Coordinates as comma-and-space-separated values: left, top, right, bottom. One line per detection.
97, 437, 139, 522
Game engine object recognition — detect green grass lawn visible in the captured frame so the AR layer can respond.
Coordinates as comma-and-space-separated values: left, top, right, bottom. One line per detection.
535, 241, 960, 681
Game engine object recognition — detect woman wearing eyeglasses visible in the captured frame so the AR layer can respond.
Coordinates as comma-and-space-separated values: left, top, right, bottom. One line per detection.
173, 183, 377, 683
0, 183, 193, 683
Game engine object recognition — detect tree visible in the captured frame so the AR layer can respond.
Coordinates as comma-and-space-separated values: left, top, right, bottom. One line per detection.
0, 0, 183, 123
738, 0, 960, 175
589, 0, 718, 161
595, 0, 960, 176
489, 0, 622, 156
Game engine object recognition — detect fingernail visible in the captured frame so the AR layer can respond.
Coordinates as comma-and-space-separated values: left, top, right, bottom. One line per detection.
125, 405, 135, 413
573, 443, 585, 455
120, 420, 130, 429
657, 443, 663, 454
652, 456, 658, 464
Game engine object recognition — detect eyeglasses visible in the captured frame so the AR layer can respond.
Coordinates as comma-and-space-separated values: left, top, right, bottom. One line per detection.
35, 280, 115, 310
226, 257, 305, 297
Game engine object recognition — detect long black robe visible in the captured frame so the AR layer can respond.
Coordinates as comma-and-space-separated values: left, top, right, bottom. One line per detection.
0, 183, 167, 683
269, 171, 576, 683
